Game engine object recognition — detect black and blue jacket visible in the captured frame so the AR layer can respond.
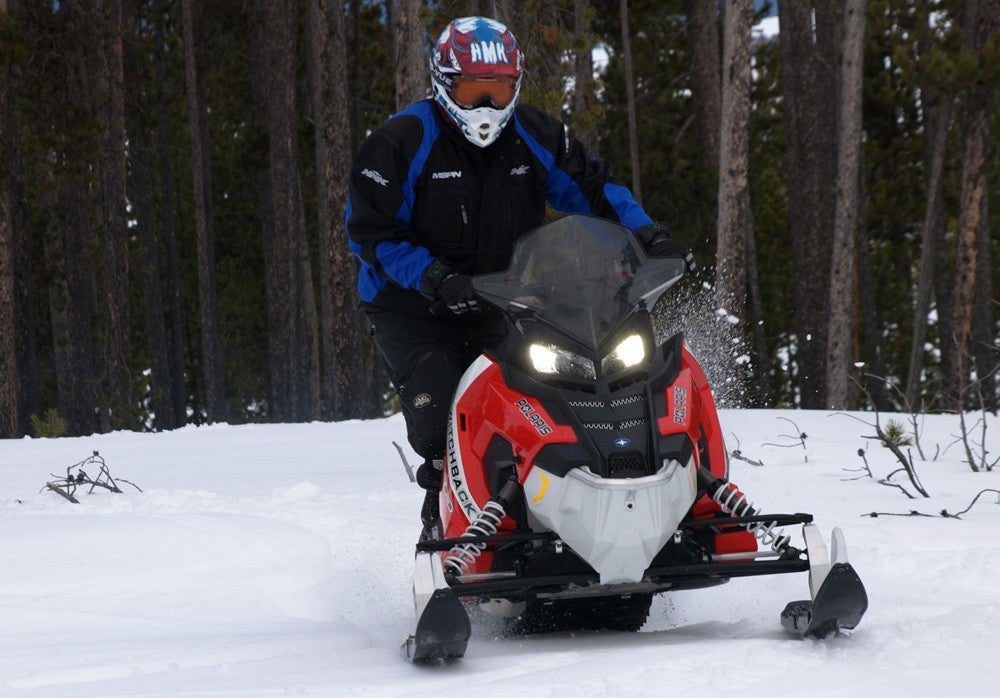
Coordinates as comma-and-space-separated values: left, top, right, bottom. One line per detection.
346, 99, 653, 314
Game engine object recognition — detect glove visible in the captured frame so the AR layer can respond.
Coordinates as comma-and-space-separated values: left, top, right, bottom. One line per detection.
419, 259, 479, 314
634, 223, 697, 274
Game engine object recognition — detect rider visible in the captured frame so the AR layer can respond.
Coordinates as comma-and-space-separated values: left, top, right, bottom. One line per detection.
345, 16, 694, 538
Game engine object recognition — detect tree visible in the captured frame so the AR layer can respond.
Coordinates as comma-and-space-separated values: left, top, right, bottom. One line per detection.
778, 1, 843, 407
394, 0, 426, 108
93, 0, 134, 431
716, 0, 754, 325
620, 0, 642, 203
683, 0, 721, 172
945, 0, 999, 409
825, 0, 867, 409
310, 0, 366, 420
124, 1, 178, 430
0, 0, 22, 437
181, 0, 227, 423
251, 0, 321, 423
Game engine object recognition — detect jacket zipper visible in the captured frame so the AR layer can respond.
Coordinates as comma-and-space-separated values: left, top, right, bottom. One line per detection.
460, 203, 468, 225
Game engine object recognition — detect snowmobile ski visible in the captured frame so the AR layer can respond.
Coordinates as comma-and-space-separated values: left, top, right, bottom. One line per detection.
781, 561, 869, 638
403, 588, 471, 664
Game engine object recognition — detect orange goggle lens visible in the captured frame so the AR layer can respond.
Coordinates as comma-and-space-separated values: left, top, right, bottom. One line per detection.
450, 76, 517, 109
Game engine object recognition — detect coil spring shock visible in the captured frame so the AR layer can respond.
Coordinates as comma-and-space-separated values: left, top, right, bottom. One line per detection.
443, 476, 521, 576
443, 500, 507, 575
707, 477, 791, 553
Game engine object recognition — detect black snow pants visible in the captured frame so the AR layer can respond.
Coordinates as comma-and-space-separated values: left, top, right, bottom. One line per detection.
364, 304, 507, 475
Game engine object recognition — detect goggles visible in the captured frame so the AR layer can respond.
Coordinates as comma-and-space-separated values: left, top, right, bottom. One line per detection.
450, 76, 517, 109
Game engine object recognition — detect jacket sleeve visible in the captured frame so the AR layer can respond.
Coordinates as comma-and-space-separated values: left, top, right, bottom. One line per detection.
513, 104, 654, 230
346, 112, 435, 294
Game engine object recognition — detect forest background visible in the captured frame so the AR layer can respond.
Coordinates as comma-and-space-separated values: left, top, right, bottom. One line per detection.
0, 0, 997, 439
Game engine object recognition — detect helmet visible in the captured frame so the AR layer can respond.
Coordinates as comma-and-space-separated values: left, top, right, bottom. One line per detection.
430, 17, 523, 147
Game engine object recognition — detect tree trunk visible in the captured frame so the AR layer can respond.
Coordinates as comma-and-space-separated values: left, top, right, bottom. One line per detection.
124, 1, 177, 431
683, 0, 721, 171
310, 0, 366, 420
716, 0, 753, 325
778, 1, 842, 407
153, 12, 188, 427
905, 94, 953, 408
0, 0, 21, 437
573, 0, 599, 155
972, 186, 995, 411
43, 177, 100, 436
619, 0, 642, 203
96, 0, 134, 431
181, 0, 227, 423
825, 0, 867, 409
946, 0, 997, 410
254, 0, 321, 423
394, 0, 426, 109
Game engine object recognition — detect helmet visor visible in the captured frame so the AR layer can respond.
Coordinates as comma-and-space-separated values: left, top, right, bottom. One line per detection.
450, 76, 517, 109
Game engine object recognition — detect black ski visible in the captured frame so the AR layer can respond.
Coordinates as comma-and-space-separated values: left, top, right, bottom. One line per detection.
781, 562, 869, 638
403, 588, 471, 664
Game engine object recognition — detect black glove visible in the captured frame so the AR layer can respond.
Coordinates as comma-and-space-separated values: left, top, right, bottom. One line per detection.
419, 259, 479, 314
634, 223, 697, 274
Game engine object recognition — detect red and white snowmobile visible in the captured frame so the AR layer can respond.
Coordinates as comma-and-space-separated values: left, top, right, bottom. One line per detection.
405, 214, 867, 663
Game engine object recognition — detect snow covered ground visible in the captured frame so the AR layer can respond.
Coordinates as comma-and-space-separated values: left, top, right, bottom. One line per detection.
1, 408, 997, 696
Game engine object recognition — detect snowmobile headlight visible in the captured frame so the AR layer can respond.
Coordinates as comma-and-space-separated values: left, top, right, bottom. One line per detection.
601, 334, 646, 374
529, 342, 596, 380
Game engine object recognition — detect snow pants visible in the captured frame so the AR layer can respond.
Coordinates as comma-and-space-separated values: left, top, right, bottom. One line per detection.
364, 304, 507, 474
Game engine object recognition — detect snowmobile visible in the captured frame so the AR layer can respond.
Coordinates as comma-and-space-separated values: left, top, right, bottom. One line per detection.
404, 214, 868, 663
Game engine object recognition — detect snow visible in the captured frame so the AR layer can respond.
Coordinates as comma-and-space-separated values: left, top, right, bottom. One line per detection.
2, 409, 998, 696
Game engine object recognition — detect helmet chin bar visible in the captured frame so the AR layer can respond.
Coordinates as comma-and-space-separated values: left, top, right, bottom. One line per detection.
434, 79, 518, 148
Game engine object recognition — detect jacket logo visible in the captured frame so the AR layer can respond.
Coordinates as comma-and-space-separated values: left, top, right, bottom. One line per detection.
362, 168, 388, 187
469, 41, 509, 64
509, 165, 529, 176
432, 170, 463, 180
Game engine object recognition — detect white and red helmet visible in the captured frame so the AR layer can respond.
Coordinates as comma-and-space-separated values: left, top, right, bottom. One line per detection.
431, 17, 523, 147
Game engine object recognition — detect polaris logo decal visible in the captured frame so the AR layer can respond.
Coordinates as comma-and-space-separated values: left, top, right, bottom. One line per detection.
432, 170, 463, 179
469, 41, 509, 65
516, 398, 553, 436
613, 437, 632, 448
673, 386, 688, 425
361, 168, 388, 187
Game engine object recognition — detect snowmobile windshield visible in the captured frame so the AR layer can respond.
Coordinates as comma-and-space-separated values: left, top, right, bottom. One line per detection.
474, 214, 686, 349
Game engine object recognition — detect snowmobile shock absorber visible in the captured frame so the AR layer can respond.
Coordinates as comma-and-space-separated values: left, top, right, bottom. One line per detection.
443, 477, 521, 576
697, 468, 792, 553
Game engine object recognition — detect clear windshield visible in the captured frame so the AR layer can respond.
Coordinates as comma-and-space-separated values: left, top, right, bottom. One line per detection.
473, 215, 686, 348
